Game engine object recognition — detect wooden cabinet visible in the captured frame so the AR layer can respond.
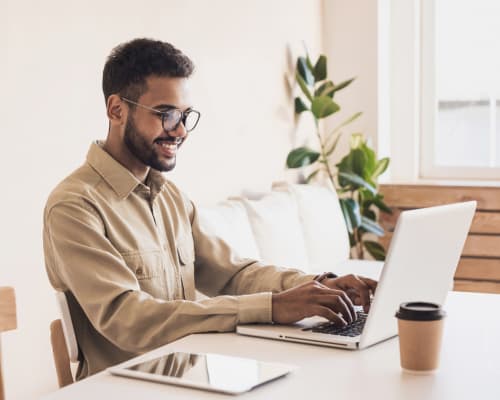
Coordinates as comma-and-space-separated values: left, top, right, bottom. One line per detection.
379, 184, 500, 294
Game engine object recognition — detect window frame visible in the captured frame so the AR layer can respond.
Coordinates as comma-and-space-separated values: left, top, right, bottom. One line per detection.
419, 0, 500, 180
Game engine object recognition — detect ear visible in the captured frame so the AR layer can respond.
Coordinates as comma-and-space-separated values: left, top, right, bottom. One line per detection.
106, 94, 126, 125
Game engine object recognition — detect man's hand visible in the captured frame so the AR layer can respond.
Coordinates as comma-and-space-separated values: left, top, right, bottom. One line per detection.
272, 280, 357, 326
320, 274, 377, 313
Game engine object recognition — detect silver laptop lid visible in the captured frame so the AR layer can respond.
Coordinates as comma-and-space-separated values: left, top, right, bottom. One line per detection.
359, 201, 476, 348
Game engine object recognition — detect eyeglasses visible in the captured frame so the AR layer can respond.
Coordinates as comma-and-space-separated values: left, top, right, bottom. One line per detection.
120, 97, 201, 133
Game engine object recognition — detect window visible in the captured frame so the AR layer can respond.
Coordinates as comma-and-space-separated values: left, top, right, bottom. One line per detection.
420, 0, 500, 179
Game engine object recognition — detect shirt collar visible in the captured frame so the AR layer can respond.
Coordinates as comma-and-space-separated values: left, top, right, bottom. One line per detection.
86, 141, 167, 200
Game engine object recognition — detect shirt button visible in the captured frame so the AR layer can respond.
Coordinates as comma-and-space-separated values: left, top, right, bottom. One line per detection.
136, 267, 143, 275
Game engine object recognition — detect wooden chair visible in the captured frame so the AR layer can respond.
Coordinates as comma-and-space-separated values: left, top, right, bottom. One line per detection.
50, 292, 79, 388
0, 287, 17, 400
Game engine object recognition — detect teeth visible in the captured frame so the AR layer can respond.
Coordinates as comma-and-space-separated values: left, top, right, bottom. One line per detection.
159, 142, 177, 149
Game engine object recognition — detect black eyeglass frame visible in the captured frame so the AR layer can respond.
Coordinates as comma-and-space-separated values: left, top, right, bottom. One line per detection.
120, 97, 201, 133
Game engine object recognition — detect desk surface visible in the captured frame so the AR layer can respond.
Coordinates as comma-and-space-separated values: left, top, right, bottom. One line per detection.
41, 290, 500, 400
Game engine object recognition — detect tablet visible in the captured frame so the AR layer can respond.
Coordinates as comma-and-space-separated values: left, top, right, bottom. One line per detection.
107, 352, 296, 394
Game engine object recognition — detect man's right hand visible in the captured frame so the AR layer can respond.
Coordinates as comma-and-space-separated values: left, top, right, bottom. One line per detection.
271, 280, 356, 326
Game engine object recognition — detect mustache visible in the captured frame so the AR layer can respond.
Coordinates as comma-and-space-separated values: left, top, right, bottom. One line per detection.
154, 132, 184, 145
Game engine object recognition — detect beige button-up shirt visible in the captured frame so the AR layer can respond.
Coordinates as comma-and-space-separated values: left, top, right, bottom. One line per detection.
43, 142, 314, 379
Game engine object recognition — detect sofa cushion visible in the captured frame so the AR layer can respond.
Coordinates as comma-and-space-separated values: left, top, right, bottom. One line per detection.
273, 183, 350, 272
196, 200, 261, 261
240, 191, 310, 271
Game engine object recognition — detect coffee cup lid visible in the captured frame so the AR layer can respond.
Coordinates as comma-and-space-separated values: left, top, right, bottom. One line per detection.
395, 302, 446, 321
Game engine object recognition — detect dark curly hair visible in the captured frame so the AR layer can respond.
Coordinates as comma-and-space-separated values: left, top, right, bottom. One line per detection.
102, 38, 194, 104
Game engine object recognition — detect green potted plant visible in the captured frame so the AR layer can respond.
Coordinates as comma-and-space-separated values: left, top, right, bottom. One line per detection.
286, 51, 391, 260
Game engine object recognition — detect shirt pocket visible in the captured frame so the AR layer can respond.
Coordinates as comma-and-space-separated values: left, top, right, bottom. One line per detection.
177, 242, 195, 300
122, 250, 169, 300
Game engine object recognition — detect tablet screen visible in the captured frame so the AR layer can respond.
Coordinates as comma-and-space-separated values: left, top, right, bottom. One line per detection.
120, 352, 293, 393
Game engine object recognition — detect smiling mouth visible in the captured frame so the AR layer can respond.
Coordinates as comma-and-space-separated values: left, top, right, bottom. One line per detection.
155, 137, 182, 158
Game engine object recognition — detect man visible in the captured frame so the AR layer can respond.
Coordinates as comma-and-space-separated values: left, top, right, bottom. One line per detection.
43, 38, 377, 379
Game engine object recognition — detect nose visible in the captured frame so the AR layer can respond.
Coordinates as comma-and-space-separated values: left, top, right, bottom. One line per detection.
167, 121, 188, 140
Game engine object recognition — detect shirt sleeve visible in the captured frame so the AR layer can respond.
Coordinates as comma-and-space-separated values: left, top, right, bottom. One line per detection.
190, 201, 316, 299
44, 199, 275, 355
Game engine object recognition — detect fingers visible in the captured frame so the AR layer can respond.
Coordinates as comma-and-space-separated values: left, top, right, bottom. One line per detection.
359, 276, 377, 293
317, 291, 356, 323
272, 280, 368, 325
314, 306, 348, 326
310, 282, 355, 323
335, 274, 376, 309
345, 275, 370, 309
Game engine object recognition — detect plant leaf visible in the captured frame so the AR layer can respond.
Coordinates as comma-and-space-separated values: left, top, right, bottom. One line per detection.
328, 112, 363, 137
351, 148, 366, 177
360, 142, 376, 178
297, 57, 314, 86
306, 169, 320, 183
360, 216, 384, 236
302, 43, 315, 73
339, 198, 361, 233
373, 195, 392, 214
350, 133, 364, 149
313, 55, 327, 82
362, 209, 376, 220
294, 97, 309, 114
296, 72, 313, 101
348, 232, 356, 248
337, 172, 376, 194
331, 77, 355, 94
363, 240, 386, 261
372, 157, 390, 179
326, 132, 342, 156
286, 147, 320, 168
314, 81, 335, 98
336, 153, 354, 183
311, 96, 340, 119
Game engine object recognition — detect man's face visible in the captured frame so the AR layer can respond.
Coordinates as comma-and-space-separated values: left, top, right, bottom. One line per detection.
123, 76, 192, 172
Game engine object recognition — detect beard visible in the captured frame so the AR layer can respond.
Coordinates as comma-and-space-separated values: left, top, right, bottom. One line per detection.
123, 115, 177, 172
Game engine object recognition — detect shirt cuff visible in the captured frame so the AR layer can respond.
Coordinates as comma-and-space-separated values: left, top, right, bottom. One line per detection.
237, 292, 272, 324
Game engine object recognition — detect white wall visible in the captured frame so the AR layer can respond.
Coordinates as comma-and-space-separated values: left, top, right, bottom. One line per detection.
1, 0, 324, 398
322, 0, 379, 162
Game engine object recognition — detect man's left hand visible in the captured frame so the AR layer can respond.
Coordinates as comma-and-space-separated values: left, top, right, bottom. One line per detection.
320, 274, 377, 313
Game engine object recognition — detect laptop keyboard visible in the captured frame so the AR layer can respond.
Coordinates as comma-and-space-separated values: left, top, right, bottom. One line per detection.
302, 312, 368, 337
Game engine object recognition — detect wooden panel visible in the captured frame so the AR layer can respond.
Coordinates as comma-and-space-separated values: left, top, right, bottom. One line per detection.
378, 234, 392, 252
381, 209, 500, 235
380, 232, 500, 258
380, 184, 500, 210
378, 184, 500, 294
0, 287, 16, 332
453, 279, 500, 294
462, 235, 500, 258
455, 258, 500, 281
471, 212, 500, 234
379, 210, 399, 231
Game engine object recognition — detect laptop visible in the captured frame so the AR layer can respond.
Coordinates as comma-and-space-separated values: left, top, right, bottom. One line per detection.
237, 201, 476, 349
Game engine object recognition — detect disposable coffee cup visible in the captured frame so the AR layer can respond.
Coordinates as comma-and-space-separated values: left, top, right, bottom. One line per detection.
395, 302, 446, 373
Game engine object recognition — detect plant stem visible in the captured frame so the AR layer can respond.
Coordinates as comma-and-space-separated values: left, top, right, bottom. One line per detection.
356, 190, 364, 259
356, 229, 364, 259
314, 119, 337, 190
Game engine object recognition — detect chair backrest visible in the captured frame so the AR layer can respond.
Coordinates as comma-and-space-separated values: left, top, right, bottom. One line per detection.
0, 286, 17, 400
50, 291, 78, 388
55, 292, 79, 363
50, 319, 74, 388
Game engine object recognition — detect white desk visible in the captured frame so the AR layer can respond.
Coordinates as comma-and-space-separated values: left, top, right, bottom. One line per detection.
41, 291, 500, 400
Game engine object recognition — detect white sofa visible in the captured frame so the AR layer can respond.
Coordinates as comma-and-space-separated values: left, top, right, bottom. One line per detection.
198, 182, 383, 280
